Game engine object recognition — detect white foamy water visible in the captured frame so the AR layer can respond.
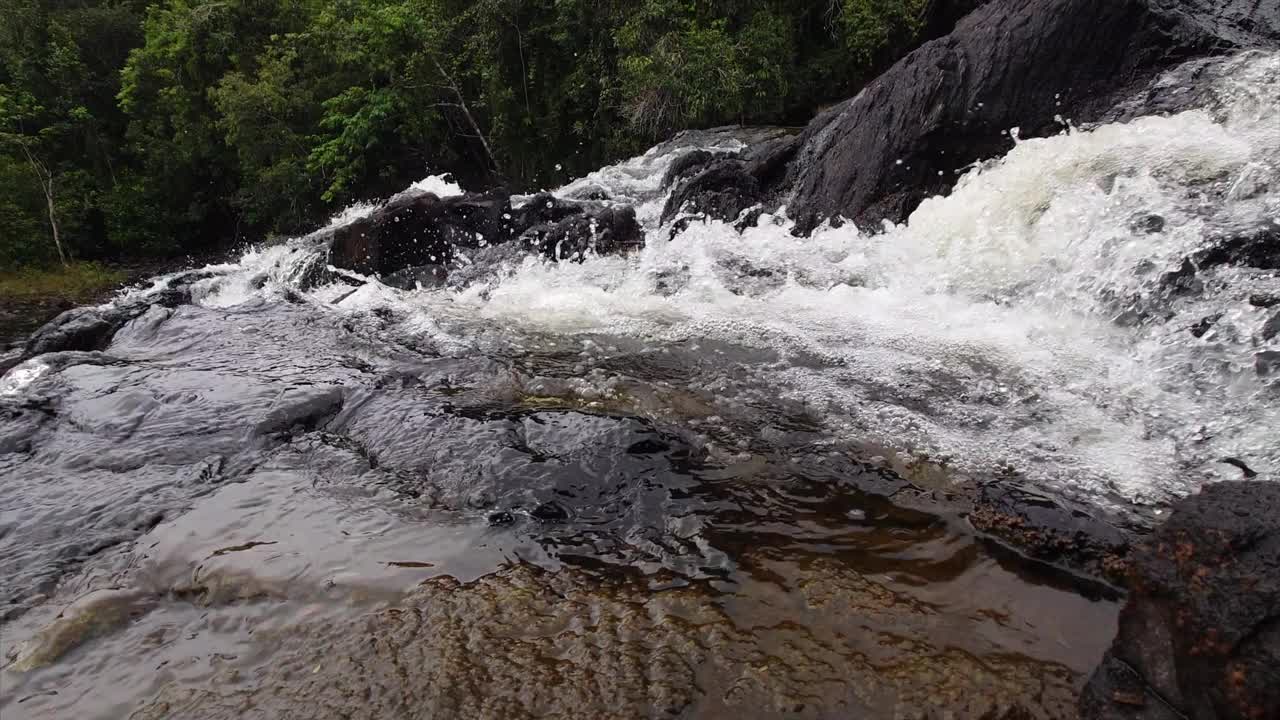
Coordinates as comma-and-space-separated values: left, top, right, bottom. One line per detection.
435, 51, 1279, 505
72, 53, 1280, 508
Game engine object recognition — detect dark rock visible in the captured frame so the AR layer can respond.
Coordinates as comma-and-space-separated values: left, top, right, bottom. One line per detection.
661, 133, 801, 229
784, 0, 1280, 232
1250, 293, 1280, 309
626, 439, 671, 455
1256, 350, 1280, 376
1261, 311, 1280, 342
1193, 225, 1280, 272
1155, 225, 1280, 302
1219, 457, 1259, 479
507, 192, 587, 231
969, 481, 1131, 582
661, 160, 760, 226
1132, 214, 1167, 235
530, 501, 570, 524
487, 511, 515, 527
1158, 258, 1203, 297
329, 191, 510, 276
661, 150, 727, 190
330, 189, 645, 277
520, 205, 643, 261
1189, 314, 1222, 339
25, 307, 125, 356
1080, 481, 1280, 720
381, 265, 448, 291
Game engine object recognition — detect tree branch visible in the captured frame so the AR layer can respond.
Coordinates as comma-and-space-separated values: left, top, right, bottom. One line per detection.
430, 55, 500, 175
18, 142, 67, 267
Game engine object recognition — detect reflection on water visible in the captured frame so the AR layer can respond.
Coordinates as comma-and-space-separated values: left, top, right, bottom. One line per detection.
0, 295, 1117, 718
10, 50, 1276, 720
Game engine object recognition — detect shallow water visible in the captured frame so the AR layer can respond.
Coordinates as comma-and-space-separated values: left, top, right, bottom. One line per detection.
3, 50, 1278, 719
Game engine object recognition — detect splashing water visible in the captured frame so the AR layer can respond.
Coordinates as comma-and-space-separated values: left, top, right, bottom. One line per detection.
10, 47, 1280, 720
22, 53, 1280, 509
322, 51, 1274, 507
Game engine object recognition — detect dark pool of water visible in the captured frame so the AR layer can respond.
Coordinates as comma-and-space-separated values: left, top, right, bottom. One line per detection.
0, 290, 1118, 719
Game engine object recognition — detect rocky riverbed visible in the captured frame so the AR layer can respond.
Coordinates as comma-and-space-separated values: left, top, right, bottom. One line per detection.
3, 0, 1279, 718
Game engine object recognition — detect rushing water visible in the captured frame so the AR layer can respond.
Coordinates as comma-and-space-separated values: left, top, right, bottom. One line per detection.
2, 50, 1277, 719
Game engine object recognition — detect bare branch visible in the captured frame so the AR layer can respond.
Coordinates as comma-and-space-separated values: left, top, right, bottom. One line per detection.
429, 55, 500, 175
17, 141, 67, 266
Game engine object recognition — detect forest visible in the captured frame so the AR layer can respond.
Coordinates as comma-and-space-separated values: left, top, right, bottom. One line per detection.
1, 0, 932, 269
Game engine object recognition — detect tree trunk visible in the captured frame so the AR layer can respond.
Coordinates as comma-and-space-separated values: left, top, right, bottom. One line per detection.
20, 144, 68, 267
431, 56, 500, 176
43, 179, 66, 267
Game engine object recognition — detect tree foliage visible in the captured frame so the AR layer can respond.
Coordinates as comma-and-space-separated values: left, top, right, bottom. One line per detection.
1, 0, 934, 267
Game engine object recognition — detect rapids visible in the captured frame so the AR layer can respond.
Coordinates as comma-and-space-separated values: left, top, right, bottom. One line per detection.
1, 49, 1277, 720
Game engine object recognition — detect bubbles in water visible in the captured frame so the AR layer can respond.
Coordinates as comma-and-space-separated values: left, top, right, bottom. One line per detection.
47, 52, 1277, 511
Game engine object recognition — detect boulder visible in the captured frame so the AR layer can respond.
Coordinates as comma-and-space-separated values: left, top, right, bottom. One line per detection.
328, 191, 510, 276
660, 133, 801, 228
1079, 481, 1280, 720
508, 192, 588, 230
1193, 225, 1280, 272
328, 190, 645, 277
784, 0, 1280, 232
24, 307, 124, 356
660, 149, 727, 190
519, 205, 643, 261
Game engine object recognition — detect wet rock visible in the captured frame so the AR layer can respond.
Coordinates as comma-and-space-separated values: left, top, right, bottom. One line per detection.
23, 307, 122, 356
1255, 350, 1280, 376
7, 587, 156, 671
1189, 313, 1222, 339
660, 149, 726, 190
1157, 258, 1202, 297
661, 134, 801, 228
329, 191, 510, 276
969, 481, 1131, 582
507, 192, 587, 230
784, 0, 1280, 232
1192, 224, 1280, 272
1080, 481, 1280, 720
487, 511, 515, 526
1131, 214, 1166, 235
530, 501, 569, 524
1261, 310, 1280, 342
380, 265, 448, 291
660, 160, 760, 226
329, 189, 645, 277
521, 205, 643, 261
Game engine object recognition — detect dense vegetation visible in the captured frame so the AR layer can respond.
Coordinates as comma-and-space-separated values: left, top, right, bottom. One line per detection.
2, 0, 932, 268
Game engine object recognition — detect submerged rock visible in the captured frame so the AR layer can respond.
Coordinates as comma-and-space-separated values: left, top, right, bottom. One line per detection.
969, 481, 1132, 583
780, 0, 1280, 232
7, 587, 156, 672
1080, 481, 1280, 719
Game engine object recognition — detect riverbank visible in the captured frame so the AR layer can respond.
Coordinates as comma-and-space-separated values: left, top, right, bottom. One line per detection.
0, 257, 230, 351
0, 264, 128, 345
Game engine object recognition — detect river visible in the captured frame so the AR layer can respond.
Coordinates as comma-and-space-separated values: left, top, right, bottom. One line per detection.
1, 50, 1277, 720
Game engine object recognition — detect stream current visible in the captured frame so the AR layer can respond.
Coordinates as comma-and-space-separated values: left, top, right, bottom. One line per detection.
1, 50, 1277, 720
